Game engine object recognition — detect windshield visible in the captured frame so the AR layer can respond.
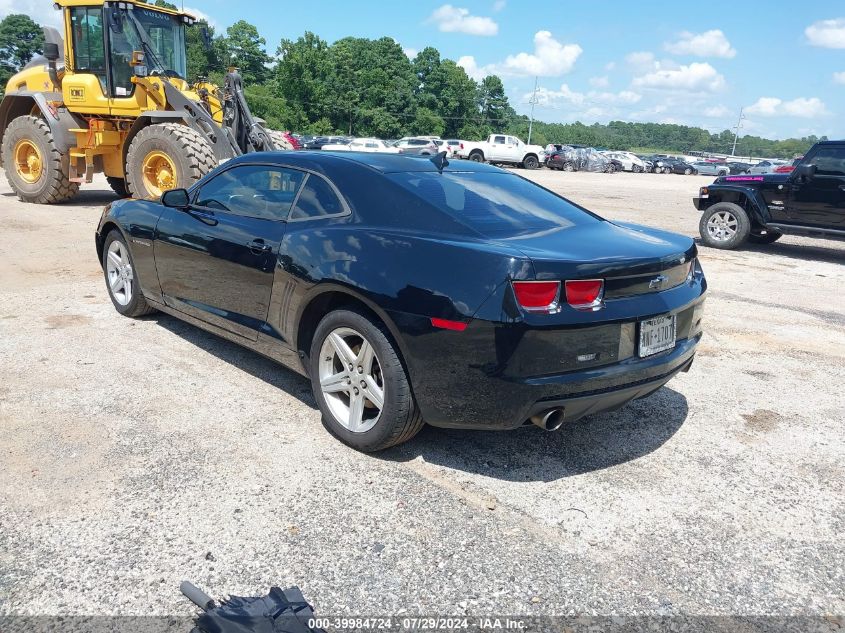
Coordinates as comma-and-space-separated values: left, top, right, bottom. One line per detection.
107, 6, 186, 79
387, 172, 600, 238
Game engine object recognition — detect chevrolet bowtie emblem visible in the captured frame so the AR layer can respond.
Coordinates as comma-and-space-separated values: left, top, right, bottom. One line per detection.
649, 275, 668, 289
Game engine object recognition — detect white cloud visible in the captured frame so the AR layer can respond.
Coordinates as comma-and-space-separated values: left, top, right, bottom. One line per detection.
664, 30, 736, 58
457, 55, 490, 81
183, 6, 217, 28
529, 83, 641, 107
0, 0, 63, 28
426, 4, 498, 36
403, 47, 418, 59
604, 61, 616, 71
703, 104, 731, 117
625, 51, 657, 71
492, 0, 506, 12
805, 18, 845, 48
746, 97, 829, 118
833, 71, 845, 84
459, 30, 581, 81
499, 30, 582, 76
633, 62, 726, 92
589, 75, 609, 88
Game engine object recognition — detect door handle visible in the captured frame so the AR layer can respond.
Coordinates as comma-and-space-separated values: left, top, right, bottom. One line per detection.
248, 239, 272, 254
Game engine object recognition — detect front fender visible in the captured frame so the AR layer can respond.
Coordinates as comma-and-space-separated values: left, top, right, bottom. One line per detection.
702, 184, 770, 225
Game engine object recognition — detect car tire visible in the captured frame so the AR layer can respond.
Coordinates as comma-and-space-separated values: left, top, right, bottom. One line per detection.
748, 230, 783, 245
654, 167, 662, 174
106, 176, 129, 198
684, 168, 692, 175
101, 229, 156, 317
718, 170, 728, 177
562, 162, 574, 172
310, 308, 424, 452
699, 202, 751, 249
468, 151, 484, 162
523, 155, 539, 169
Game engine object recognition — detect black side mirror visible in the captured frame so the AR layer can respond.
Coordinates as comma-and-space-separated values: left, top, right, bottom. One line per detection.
795, 163, 816, 179
161, 188, 190, 208
43, 42, 60, 62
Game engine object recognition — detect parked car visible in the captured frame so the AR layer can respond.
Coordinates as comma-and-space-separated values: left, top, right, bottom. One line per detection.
602, 151, 646, 173
774, 157, 803, 174
459, 134, 545, 169
726, 161, 752, 175
606, 158, 624, 173
694, 140, 845, 249
96, 152, 706, 452
690, 161, 729, 177
748, 160, 789, 175
321, 138, 402, 154
548, 146, 611, 172
433, 139, 454, 157
393, 137, 438, 155
663, 158, 698, 175
303, 136, 350, 150
445, 139, 466, 156
545, 149, 576, 171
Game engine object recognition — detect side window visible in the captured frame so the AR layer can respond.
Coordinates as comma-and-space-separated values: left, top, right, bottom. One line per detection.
808, 148, 845, 177
493, 136, 506, 144
70, 7, 107, 91
289, 174, 346, 221
194, 165, 306, 220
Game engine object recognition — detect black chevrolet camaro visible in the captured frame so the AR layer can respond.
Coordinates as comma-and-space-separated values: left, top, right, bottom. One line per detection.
95, 151, 706, 451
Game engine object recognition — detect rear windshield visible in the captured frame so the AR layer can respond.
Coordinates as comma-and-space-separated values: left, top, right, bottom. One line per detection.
387, 171, 600, 237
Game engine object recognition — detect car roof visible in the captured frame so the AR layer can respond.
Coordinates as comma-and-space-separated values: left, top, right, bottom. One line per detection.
227, 150, 504, 174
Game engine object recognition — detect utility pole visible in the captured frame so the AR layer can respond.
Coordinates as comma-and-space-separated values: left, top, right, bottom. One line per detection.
731, 107, 745, 156
527, 76, 539, 145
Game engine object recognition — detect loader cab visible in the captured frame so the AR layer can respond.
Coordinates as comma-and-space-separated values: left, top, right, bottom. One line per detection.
59, 1, 192, 116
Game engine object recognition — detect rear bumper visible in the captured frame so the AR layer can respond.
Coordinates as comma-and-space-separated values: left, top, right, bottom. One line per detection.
426, 333, 700, 430
395, 284, 706, 430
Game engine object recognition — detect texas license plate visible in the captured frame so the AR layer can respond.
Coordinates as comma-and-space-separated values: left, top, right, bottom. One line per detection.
638, 314, 676, 357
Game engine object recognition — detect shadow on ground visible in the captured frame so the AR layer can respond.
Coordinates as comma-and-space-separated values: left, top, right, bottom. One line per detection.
383, 387, 689, 482
144, 312, 687, 481
695, 237, 845, 265
151, 312, 316, 408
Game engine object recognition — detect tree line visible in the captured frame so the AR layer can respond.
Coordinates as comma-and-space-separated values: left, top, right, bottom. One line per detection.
0, 9, 826, 159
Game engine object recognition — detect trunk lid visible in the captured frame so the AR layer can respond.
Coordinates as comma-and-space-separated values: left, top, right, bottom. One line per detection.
498, 221, 696, 298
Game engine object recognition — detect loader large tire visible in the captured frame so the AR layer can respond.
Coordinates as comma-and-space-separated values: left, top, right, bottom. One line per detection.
125, 123, 217, 200
1, 115, 79, 204
268, 129, 294, 151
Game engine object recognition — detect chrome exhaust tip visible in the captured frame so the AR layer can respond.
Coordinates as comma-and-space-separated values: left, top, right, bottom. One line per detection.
530, 408, 565, 431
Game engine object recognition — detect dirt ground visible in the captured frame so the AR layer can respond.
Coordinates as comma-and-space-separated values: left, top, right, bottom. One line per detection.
0, 169, 843, 621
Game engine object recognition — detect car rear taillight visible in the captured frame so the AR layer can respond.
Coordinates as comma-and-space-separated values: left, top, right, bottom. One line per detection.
460, 143, 464, 149
513, 279, 607, 312
564, 279, 604, 310
512, 281, 560, 312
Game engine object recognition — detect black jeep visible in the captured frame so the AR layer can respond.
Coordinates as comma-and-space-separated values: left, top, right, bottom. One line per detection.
693, 141, 845, 249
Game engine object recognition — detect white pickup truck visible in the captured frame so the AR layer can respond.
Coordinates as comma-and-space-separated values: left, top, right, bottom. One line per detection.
456, 134, 546, 169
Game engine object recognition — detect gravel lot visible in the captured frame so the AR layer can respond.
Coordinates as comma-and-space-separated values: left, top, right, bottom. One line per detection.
0, 168, 843, 621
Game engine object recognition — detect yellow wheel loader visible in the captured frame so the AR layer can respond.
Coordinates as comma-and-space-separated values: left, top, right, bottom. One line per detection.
0, 0, 292, 203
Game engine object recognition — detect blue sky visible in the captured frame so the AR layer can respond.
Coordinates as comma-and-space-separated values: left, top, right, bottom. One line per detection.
17, 0, 845, 139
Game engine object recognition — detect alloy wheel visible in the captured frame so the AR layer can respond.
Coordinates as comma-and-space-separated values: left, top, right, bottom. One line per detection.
106, 240, 134, 306
318, 327, 385, 433
706, 210, 738, 242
